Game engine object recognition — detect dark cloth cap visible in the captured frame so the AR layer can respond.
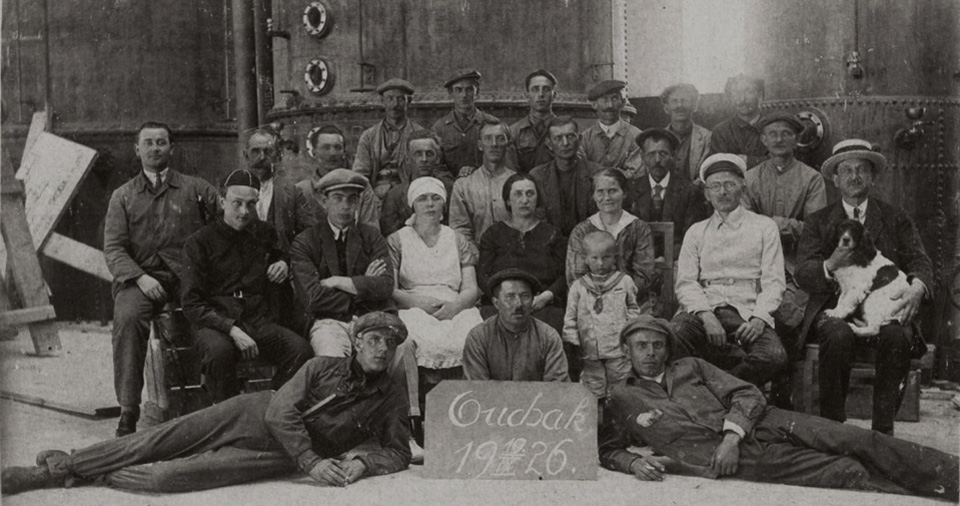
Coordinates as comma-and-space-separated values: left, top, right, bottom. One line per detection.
444, 68, 482, 89
587, 80, 626, 101
222, 169, 261, 191
317, 168, 369, 194
486, 268, 542, 298
353, 311, 408, 344
636, 128, 681, 151
377, 78, 415, 95
525, 69, 558, 88
619, 315, 675, 342
757, 112, 804, 134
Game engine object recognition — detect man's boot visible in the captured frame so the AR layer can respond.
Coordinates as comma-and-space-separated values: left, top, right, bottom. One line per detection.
116, 409, 138, 437
1, 451, 71, 496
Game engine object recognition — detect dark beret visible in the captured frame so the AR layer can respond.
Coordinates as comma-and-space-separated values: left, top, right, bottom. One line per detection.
636, 128, 681, 151
443, 68, 482, 89
316, 168, 369, 194
222, 169, 261, 191
587, 80, 626, 101
757, 112, 804, 134
376, 78, 415, 95
353, 311, 408, 344
486, 268, 542, 298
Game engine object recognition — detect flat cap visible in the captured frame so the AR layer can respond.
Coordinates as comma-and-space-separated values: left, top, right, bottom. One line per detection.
353, 311, 407, 344
524, 69, 558, 88
587, 80, 626, 101
821, 139, 887, 179
699, 153, 747, 182
486, 268, 542, 298
757, 112, 804, 134
377, 78, 415, 95
636, 127, 680, 151
443, 68, 482, 89
619, 315, 675, 343
316, 168, 369, 194
222, 169, 261, 191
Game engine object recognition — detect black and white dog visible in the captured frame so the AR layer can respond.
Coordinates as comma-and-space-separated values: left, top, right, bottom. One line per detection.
823, 219, 910, 336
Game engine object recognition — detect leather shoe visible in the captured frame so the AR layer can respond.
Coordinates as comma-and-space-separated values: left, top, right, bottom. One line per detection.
116, 411, 138, 438
1, 465, 63, 495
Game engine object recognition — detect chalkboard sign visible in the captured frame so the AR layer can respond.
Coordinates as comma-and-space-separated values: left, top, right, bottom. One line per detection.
424, 381, 597, 480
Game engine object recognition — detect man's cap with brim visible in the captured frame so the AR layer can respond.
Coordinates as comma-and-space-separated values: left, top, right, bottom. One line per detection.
757, 112, 804, 134
317, 168, 369, 194
587, 80, 626, 101
525, 69, 558, 88
699, 153, 747, 182
376, 78, 415, 95
352, 311, 408, 344
222, 169, 261, 191
486, 268, 542, 298
443, 68, 482, 89
619, 315, 675, 343
821, 139, 887, 179
636, 128, 680, 151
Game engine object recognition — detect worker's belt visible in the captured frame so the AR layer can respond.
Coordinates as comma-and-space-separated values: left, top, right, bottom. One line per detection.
700, 278, 760, 290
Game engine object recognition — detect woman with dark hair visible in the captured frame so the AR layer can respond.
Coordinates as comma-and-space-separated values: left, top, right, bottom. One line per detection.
477, 173, 567, 330
566, 168, 656, 311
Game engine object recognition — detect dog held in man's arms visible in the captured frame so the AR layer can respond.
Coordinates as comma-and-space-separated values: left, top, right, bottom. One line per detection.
823, 219, 911, 336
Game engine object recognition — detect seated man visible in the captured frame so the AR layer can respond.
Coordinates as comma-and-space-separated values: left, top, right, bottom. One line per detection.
290, 169, 395, 356
1, 312, 412, 495
671, 154, 787, 387
379, 129, 455, 236
181, 170, 312, 403
599, 315, 958, 501
796, 139, 933, 436
462, 268, 569, 382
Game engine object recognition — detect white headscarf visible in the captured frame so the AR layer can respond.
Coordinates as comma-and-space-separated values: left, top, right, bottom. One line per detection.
405, 177, 447, 226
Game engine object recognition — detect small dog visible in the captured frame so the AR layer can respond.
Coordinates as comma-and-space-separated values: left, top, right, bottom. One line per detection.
823, 219, 911, 336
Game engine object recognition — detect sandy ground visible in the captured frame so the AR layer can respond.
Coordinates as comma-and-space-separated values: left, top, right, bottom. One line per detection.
0, 323, 957, 506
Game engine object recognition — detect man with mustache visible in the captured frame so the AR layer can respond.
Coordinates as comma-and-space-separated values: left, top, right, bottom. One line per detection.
353, 79, 424, 200
509, 69, 558, 173
708, 74, 769, 168
297, 124, 381, 230
740, 112, 827, 407
671, 154, 788, 388
580, 80, 642, 169
379, 130, 455, 236
103, 122, 219, 437
462, 268, 569, 381
181, 170, 312, 403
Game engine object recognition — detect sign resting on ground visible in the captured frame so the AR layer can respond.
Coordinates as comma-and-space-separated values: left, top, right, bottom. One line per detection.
425, 381, 597, 480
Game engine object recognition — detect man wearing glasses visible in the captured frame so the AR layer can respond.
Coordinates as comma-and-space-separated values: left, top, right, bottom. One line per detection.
670, 154, 788, 388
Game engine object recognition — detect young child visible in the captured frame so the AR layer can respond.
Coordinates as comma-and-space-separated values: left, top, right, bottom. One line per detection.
563, 230, 641, 400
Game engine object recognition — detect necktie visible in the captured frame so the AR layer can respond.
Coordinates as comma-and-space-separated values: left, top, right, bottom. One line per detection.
652, 184, 664, 217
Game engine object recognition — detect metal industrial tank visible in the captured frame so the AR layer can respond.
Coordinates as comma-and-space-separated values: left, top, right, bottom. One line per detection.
745, 0, 960, 379
263, 0, 621, 178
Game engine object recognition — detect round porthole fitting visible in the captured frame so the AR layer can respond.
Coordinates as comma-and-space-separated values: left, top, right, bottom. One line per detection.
304, 58, 334, 96
303, 2, 332, 39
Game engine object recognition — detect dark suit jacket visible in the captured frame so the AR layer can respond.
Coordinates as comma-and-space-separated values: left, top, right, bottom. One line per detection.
268, 170, 317, 253
627, 173, 708, 258
795, 199, 934, 344
290, 222, 395, 322
529, 157, 601, 238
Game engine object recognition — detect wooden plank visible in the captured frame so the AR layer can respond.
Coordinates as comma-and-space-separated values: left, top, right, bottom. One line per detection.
19, 132, 98, 249
0, 153, 61, 354
42, 233, 113, 282
0, 390, 104, 420
0, 305, 57, 327
16, 110, 50, 181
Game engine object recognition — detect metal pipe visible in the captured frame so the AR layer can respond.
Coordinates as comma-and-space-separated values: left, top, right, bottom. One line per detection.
253, 0, 272, 123
232, 0, 258, 154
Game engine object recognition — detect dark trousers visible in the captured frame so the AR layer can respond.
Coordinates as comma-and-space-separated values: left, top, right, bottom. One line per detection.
814, 314, 914, 433
736, 408, 959, 501
196, 321, 312, 403
67, 391, 297, 492
672, 307, 787, 386
111, 284, 167, 410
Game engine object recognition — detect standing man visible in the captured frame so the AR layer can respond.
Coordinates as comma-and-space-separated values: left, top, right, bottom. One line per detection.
103, 121, 219, 437
462, 269, 570, 382
529, 116, 601, 239
181, 170, 312, 403
708, 74, 768, 168
431, 68, 517, 178
297, 124, 381, 230
580, 80, 641, 169
448, 119, 517, 245
599, 315, 958, 501
353, 78, 424, 200
796, 140, 932, 436
627, 128, 708, 259
509, 69, 558, 173
671, 154, 787, 387
380, 130, 455, 236
661, 83, 711, 182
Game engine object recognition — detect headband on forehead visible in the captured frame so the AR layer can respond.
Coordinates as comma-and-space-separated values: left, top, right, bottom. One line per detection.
407, 177, 447, 207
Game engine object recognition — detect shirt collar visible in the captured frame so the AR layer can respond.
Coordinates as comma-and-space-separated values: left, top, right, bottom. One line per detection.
639, 372, 665, 383
769, 157, 797, 174
711, 205, 746, 230
347, 356, 391, 394
735, 113, 762, 129
589, 210, 638, 238
841, 199, 868, 221
649, 171, 671, 190
142, 167, 169, 186
382, 119, 407, 132
496, 316, 531, 339
328, 219, 349, 240
598, 119, 623, 138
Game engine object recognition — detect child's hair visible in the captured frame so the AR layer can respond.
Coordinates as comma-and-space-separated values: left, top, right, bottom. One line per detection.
583, 230, 616, 255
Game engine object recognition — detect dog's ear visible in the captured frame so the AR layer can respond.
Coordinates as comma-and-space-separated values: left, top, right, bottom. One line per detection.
847, 221, 877, 266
